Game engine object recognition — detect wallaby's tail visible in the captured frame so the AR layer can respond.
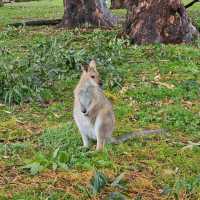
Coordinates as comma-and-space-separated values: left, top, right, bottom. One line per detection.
110, 129, 165, 144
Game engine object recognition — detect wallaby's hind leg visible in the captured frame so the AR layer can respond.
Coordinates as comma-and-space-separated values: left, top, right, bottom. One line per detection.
95, 114, 113, 151
74, 116, 90, 148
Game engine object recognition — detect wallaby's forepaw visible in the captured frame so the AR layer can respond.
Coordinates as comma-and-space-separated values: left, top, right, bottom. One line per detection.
83, 112, 88, 116
82, 111, 89, 116
81, 107, 87, 114
81, 108, 89, 116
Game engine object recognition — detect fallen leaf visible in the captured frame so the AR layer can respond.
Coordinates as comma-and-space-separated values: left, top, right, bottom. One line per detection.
181, 141, 200, 150
151, 81, 175, 89
111, 172, 125, 187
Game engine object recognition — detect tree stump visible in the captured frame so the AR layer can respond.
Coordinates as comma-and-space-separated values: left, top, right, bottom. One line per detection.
124, 0, 199, 44
61, 0, 118, 28
110, 0, 127, 9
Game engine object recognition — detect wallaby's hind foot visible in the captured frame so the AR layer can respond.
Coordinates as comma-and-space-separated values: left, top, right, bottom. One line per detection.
96, 139, 105, 151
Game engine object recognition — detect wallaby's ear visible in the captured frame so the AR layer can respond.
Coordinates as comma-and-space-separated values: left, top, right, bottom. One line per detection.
81, 64, 88, 72
89, 60, 96, 70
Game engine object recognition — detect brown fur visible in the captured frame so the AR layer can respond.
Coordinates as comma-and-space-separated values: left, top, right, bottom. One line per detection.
73, 60, 115, 150
73, 60, 164, 151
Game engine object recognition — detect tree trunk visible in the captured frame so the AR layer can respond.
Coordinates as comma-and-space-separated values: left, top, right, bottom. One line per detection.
61, 0, 118, 28
110, 0, 127, 9
0, 0, 4, 7
124, 0, 199, 44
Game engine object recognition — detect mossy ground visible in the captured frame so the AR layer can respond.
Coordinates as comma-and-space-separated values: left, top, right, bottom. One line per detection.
0, 0, 200, 199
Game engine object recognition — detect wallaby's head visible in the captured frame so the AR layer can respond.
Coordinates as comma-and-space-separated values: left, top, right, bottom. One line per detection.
81, 60, 103, 88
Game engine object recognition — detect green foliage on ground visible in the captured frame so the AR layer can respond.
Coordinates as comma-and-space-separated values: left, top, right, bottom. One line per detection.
0, 0, 200, 199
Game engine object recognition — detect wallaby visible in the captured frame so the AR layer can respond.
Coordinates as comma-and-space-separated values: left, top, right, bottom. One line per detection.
73, 60, 163, 151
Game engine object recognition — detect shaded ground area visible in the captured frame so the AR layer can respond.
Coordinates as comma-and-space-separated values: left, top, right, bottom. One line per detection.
0, 0, 200, 199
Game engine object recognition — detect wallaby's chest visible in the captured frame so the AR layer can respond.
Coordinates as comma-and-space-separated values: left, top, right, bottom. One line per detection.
73, 109, 97, 140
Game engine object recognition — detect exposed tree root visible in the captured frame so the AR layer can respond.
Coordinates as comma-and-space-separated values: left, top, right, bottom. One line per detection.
8, 19, 61, 27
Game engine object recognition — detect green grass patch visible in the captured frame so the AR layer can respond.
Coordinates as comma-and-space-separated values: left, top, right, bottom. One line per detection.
0, 0, 200, 199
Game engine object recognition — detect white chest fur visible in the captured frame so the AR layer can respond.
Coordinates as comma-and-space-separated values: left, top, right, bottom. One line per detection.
73, 107, 97, 140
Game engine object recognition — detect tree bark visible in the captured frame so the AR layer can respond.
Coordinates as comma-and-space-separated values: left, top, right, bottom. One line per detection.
124, 0, 199, 44
110, 0, 127, 9
61, 0, 118, 28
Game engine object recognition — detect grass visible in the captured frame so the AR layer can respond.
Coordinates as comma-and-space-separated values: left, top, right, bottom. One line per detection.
0, 0, 200, 199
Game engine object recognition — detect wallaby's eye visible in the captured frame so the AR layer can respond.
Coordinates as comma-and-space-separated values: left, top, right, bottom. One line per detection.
91, 75, 95, 79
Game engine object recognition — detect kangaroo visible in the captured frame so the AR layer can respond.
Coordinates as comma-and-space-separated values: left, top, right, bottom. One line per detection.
73, 60, 163, 151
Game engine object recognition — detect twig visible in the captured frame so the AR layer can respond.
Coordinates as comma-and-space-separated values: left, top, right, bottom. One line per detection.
185, 0, 200, 9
